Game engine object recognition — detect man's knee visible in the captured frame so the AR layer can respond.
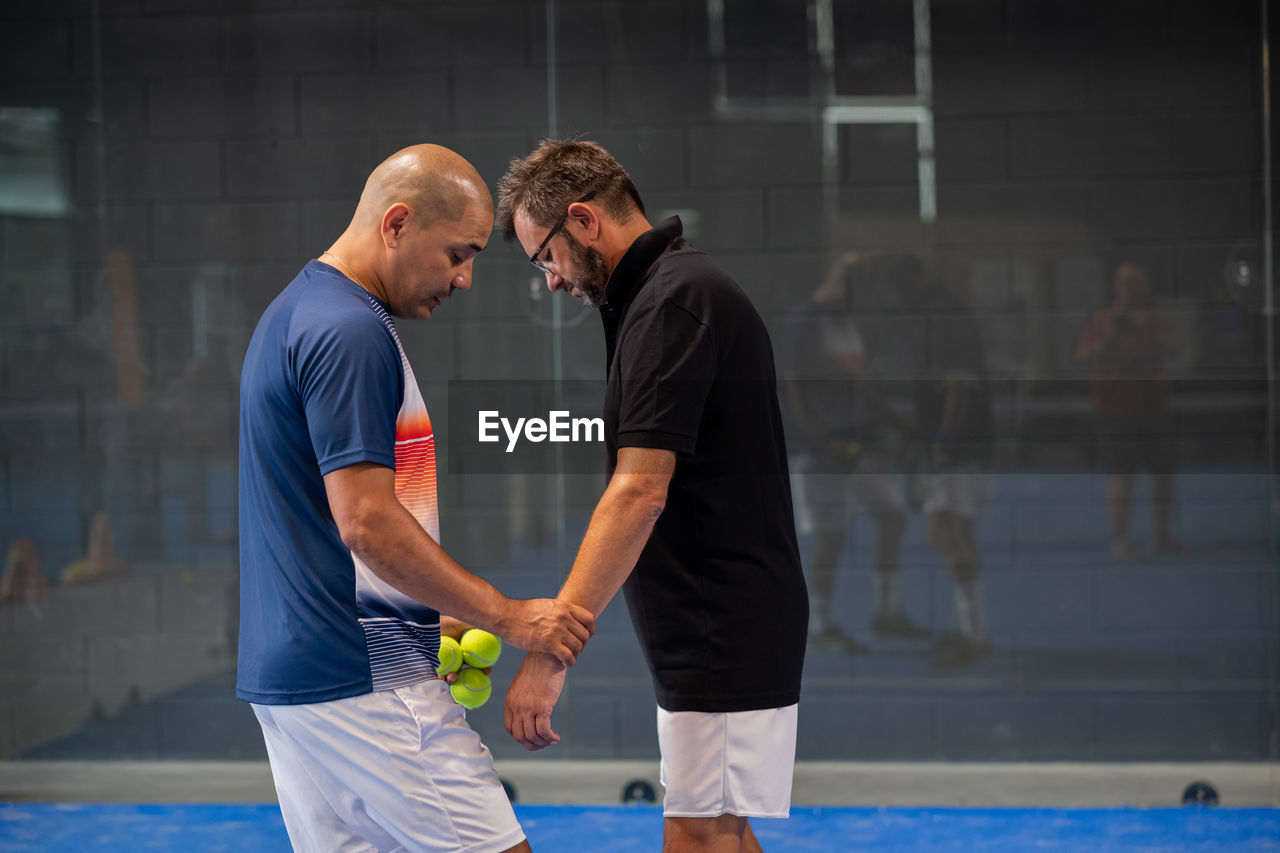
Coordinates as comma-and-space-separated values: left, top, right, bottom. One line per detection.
950, 557, 980, 584
927, 511, 957, 551
874, 508, 907, 538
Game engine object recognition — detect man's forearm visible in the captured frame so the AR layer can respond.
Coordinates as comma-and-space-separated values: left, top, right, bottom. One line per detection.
344, 500, 512, 634
326, 463, 593, 666
558, 475, 665, 617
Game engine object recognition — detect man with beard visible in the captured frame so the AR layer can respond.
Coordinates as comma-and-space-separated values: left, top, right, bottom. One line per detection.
496, 140, 808, 853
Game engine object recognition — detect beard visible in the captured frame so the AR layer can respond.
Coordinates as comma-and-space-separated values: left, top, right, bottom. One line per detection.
562, 231, 610, 308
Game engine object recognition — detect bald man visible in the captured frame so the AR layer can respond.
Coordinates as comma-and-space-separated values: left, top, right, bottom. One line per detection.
237, 144, 594, 853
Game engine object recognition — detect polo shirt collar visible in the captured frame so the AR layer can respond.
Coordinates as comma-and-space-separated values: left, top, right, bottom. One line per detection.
603, 215, 683, 308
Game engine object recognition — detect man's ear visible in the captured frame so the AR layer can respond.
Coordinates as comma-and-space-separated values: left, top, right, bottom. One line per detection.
382, 202, 412, 247
566, 201, 600, 242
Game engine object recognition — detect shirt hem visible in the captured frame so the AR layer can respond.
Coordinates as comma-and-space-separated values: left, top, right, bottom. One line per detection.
317, 449, 396, 476
663, 808, 791, 820
616, 430, 697, 455
237, 678, 376, 706
655, 690, 801, 714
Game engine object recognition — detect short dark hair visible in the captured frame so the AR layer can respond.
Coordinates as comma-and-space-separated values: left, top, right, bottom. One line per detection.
495, 139, 645, 240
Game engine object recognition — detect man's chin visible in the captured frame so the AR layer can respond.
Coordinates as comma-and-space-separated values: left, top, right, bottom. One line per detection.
568, 287, 606, 308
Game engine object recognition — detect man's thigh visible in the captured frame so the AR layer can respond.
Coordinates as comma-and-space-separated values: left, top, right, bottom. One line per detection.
254, 680, 524, 853
657, 704, 798, 820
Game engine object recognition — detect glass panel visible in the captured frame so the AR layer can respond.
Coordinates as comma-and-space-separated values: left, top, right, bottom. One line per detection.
0, 2, 1272, 799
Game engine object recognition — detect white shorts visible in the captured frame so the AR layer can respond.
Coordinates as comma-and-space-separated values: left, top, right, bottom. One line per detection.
925, 467, 989, 518
656, 704, 798, 819
252, 679, 524, 853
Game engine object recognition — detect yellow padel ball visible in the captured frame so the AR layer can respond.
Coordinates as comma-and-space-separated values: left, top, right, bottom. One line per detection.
436, 635, 463, 677
449, 666, 492, 709
460, 629, 502, 668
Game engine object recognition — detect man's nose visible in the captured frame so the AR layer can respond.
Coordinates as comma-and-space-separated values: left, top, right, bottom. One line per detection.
453, 264, 473, 292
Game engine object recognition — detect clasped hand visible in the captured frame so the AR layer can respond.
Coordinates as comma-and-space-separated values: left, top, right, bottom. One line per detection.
504, 598, 595, 667
504, 651, 568, 750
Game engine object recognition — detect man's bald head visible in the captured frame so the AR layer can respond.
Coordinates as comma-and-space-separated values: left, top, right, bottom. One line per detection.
352, 144, 492, 230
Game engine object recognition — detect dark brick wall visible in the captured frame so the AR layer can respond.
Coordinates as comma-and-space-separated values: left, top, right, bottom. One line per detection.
0, 0, 1274, 762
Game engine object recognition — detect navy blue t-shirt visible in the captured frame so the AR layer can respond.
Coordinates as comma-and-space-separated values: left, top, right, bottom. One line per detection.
237, 261, 444, 705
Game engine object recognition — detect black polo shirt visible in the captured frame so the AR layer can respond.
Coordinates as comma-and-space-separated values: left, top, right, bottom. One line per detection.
600, 217, 808, 713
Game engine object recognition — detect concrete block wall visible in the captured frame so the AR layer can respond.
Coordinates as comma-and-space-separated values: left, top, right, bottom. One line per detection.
0, 0, 1274, 761
0, 564, 237, 758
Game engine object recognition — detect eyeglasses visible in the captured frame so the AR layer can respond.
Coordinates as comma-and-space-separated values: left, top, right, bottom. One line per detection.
528, 193, 595, 275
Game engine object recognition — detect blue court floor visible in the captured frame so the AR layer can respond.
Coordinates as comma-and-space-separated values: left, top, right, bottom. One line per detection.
2, 803, 1279, 852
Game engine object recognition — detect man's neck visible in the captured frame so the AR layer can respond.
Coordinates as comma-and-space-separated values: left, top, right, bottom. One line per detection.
322, 237, 388, 304
604, 217, 654, 273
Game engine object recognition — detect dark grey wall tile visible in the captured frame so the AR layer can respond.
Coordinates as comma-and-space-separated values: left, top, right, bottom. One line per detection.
545, 1, 686, 65
223, 11, 373, 75
1095, 569, 1263, 631
1009, 116, 1175, 179
300, 73, 452, 137
1094, 693, 1266, 759
796, 694, 933, 760
934, 52, 1089, 117
224, 138, 373, 200
607, 63, 715, 124
935, 119, 1008, 184
376, 6, 528, 70
75, 140, 223, 202
934, 695, 1096, 760
149, 76, 297, 137
689, 123, 823, 188
0, 19, 73, 81
152, 201, 300, 263
95, 14, 222, 77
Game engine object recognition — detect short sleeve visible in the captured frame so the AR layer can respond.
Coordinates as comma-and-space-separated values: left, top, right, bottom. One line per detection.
616, 298, 715, 455
294, 315, 402, 474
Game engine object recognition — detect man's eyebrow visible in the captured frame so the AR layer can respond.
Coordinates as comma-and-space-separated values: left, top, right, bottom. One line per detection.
468, 242, 485, 254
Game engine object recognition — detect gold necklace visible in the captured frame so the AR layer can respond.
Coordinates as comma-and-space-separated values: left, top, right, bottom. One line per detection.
320, 251, 370, 293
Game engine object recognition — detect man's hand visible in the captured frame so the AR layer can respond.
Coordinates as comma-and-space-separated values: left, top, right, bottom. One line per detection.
504, 651, 568, 750
498, 599, 595, 667
438, 614, 470, 641
436, 615, 490, 685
